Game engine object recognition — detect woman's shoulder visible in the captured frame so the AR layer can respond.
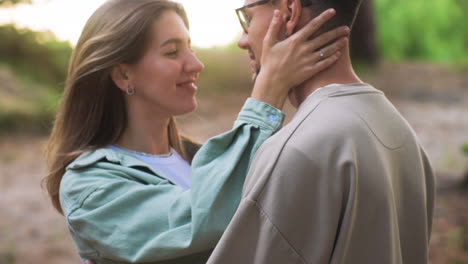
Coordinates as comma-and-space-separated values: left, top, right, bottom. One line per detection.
67, 147, 125, 170
60, 149, 120, 211
60, 147, 158, 213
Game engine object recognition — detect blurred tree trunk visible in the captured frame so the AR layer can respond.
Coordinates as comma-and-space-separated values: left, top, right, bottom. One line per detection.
350, 0, 379, 66
463, 172, 468, 190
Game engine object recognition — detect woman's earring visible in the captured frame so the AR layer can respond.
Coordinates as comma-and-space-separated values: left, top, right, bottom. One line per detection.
126, 85, 135, 95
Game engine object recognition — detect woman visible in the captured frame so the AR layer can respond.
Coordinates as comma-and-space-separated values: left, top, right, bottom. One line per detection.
43, 0, 348, 263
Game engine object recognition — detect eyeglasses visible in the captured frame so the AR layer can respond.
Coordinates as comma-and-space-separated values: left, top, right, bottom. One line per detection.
235, 0, 272, 34
235, 0, 313, 34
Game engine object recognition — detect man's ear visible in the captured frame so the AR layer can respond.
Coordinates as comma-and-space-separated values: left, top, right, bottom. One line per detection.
111, 64, 131, 92
281, 0, 302, 36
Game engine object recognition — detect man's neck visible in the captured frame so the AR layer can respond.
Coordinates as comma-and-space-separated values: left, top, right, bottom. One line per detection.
288, 49, 363, 108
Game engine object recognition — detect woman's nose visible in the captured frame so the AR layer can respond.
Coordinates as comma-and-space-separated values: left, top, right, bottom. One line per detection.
185, 51, 204, 73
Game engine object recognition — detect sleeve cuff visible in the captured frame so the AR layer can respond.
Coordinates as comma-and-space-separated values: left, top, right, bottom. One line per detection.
235, 98, 285, 132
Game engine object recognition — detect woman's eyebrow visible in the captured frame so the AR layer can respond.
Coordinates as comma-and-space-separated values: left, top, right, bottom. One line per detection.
160, 37, 191, 47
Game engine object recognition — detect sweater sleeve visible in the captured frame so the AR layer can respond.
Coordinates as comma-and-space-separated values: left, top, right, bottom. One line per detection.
61, 98, 284, 263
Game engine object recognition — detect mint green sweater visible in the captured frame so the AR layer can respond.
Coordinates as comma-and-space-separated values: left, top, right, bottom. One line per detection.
59, 98, 284, 264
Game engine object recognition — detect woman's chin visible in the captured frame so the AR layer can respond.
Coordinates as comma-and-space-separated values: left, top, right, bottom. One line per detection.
187, 100, 198, 113
175, 98, 197, 116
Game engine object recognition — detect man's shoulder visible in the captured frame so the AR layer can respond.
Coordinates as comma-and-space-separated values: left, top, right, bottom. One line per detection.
289, 101, 364, 150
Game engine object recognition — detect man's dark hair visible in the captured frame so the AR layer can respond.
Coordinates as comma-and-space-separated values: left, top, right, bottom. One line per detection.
304, 0, 363, 32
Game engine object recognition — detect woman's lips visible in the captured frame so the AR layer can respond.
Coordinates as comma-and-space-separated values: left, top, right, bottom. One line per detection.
177, 82, 197, 91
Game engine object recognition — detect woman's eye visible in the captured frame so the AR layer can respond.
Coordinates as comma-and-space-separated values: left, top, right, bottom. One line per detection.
166, 50, 178, 56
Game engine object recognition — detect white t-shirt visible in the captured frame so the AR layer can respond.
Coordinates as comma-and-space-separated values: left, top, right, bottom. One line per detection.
109, 145, 192, 190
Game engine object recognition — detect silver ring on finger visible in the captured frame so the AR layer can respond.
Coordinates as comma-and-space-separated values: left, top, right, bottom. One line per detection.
319, 49, 325, 58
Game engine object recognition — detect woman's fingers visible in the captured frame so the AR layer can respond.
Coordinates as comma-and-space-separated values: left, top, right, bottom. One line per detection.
253, 8, 347, 108
263, 10, 283, 47
306, 26, 350, 53
291, 36, 347, 82
292, 8, 336, 41
312, 37, 348, 61
305, 52, 341, 75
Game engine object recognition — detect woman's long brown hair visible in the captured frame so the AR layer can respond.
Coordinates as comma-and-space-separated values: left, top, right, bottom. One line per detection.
44, 0, 192, 214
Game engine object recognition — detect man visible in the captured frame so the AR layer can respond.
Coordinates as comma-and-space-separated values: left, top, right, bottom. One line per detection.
207, 0, 435, 263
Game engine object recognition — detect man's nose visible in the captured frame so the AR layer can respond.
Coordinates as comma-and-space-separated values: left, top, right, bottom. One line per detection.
237, 33, 249, 50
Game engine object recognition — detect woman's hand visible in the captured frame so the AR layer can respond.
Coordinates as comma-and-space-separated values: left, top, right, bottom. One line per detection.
252, 9, 350, 109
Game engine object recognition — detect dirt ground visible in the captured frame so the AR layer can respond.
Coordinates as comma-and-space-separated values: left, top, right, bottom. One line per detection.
0, 62, 467, 264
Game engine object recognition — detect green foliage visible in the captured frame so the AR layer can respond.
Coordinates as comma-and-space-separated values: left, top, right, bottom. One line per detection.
375, 0, 468, 66
0, 25, 72, 91
0, 65, 59, 135
462, 143, 468, 156
0, 25, 69, 134
194, 47, 252, 96
0, 106, 54, 135
0, 0, 31, 6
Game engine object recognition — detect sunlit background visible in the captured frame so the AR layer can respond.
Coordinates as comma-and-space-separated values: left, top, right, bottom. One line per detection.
0, 0, 467, 263
0, 0, 245, 47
